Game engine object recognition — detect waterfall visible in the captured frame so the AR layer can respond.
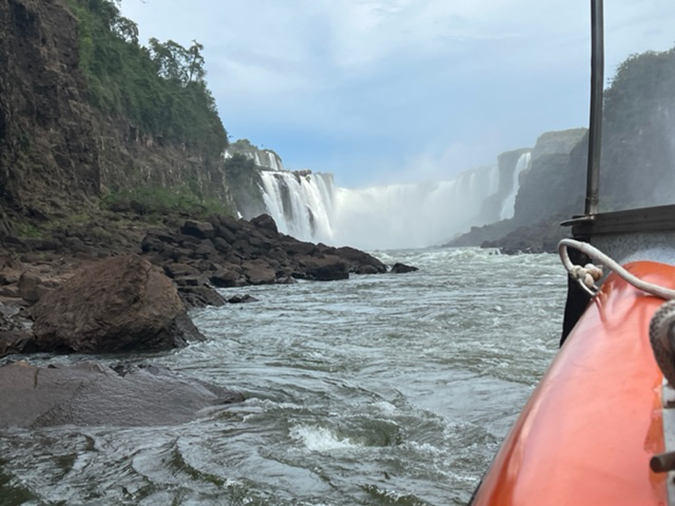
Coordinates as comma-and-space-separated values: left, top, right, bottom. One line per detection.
253, 165, 511, 249
258, 171, 335, 243
224, 148, 284, 171
246, 157, 536, 249
499, 153, 532, 220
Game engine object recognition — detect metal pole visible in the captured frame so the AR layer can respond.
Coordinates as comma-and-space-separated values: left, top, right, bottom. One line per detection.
585, 0, 604, 216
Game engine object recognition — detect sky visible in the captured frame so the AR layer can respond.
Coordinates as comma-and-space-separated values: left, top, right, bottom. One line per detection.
120, 0, 675, 188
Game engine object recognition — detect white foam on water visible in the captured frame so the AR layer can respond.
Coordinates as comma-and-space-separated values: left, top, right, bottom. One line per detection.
289, 425, 358, 452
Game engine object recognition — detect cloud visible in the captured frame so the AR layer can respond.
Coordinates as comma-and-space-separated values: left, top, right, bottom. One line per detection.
120, 0, 675, 186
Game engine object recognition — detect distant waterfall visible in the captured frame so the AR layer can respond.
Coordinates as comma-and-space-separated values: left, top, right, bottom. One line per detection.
259, 171, 336, 244
487, 165, 500, 196
255, 166, 512, 249
224, 149, 284, 171
500, 153, 532, 220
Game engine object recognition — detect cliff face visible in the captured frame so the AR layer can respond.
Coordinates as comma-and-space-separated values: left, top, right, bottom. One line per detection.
600, 49, 675, 211
476, 148, 530, 225
0, 0, 234, 229
443, 129, 587, 250
0, 0, 100, 222
513, 129, 587, 226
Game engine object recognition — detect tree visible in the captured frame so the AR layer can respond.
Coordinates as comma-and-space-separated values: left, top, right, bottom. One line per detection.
149, 38, 206, 85
66, 0, 228, 155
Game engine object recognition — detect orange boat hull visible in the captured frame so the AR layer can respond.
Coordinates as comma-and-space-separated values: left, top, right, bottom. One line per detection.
472, 261, 675, 506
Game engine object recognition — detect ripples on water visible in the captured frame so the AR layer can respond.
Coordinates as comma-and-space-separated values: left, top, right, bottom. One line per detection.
0, 248, 566, 505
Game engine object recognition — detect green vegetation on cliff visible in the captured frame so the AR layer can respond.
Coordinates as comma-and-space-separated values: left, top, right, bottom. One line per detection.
601, 46, 675, 210
65, 0, 228, 156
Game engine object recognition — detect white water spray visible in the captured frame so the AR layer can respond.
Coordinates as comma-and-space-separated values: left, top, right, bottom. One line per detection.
259, 171, 336, 244
255, 165, 512, 250
500, 153, 532, 220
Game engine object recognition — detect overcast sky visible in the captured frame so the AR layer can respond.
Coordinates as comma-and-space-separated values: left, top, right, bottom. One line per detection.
120, 0, 675, 188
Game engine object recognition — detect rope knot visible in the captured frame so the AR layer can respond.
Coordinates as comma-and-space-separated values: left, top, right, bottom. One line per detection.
570, 263, 603, 290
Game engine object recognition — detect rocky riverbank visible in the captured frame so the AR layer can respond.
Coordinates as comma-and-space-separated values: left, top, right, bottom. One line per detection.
445, 214, 571, 254
0, 208, 415, 428
0, 206, 412, 359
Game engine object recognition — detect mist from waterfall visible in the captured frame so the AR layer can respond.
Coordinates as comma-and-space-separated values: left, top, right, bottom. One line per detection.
255, 166, 508, 250
333, 175, 485, 249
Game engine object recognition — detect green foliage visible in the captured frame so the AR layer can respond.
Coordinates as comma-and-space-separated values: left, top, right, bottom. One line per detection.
103, 185, 231, 217
149, 38, 205, 84
65, 0, 228, 156
230, 138, 258, 150
12, 221, 43, 238
224, 153, 258, 172
600, 46, 675, 209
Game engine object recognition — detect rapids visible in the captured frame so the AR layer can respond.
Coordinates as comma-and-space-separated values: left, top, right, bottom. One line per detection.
0, 248, 566, 505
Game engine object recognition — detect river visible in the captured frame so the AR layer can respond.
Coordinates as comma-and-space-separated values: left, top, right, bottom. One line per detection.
0, 247, 566, 506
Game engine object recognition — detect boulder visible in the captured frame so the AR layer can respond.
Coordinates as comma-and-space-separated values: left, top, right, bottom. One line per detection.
163, 262, 200, 278
18, 271, 50, 303
212, 236, 231, 253
209, 267, 243, 288
0, 271, 19, 286
390, 263, 419, 274
178, 286, 227, 309
298, 255, 349, 281
335, 246, 387, 274
0, 362, 244, 428
241, 260, 277, 285
0, 308, 35, 358
0, 330, 36, 357
173, 275, 204, 287
250, 214, 279, 235
356, 265, 381, 275
31, 255, 204, 353
213, 224, 237, 245
181, 220, 215, 240
283, 239, 316, 257
227, 294, 259, 304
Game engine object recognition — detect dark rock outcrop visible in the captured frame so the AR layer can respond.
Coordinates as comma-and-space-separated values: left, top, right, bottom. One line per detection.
17, 271, 49, 303
335, 246, 387, 274
140, 214, 386, 297
390, 263, 419, 274
297, 255, 349, 281
0, 306, 34, 357
31, 255, 204, 353
481, 214, 571, 255
0, 361, 244, 428
445, 129, 587, 252
227, 294, 258, 304
512, 134, 587, 228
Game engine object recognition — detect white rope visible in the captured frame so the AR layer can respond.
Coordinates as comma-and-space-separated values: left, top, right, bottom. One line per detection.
558, 238, 675, 300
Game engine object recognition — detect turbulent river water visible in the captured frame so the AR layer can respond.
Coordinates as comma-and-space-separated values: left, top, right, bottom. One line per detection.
0, 248, 567, 506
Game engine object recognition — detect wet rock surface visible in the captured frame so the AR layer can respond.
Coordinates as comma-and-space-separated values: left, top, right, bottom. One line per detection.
0, 361, 244, 429
390, 263, 419, 274
480, 214, 571, 255
31, 255, 204, 353
227, 294, 259, 304
140, 214, 387, 307
0, 213, 396, 360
